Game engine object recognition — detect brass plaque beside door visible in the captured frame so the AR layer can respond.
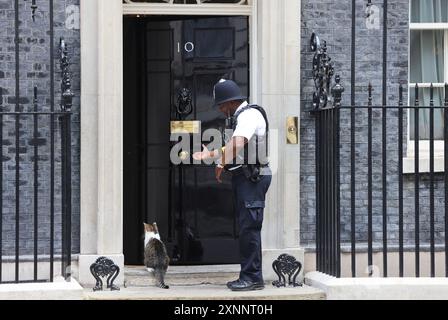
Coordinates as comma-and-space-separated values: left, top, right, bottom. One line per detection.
287, 117, 299, 144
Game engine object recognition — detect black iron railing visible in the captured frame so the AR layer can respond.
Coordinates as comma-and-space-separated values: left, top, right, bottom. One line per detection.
314, 83, 448, 278
311, 0, 448, 278
0, 0, 73, 284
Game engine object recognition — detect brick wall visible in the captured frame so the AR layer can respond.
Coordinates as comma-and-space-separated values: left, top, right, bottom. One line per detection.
0, 0, 80, 255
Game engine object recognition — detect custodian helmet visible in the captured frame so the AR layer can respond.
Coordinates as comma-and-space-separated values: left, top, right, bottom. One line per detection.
213, 79, 247, 106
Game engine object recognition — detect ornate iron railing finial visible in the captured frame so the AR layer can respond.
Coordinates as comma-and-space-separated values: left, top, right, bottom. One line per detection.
311, 32, 337, 110
332, 75, 345, 107
59, 38, 74, 112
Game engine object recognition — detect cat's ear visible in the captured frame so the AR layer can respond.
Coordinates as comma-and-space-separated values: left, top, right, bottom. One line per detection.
153, 223, 159, 234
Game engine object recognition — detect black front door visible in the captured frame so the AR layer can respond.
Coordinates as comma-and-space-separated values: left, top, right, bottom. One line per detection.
124, 16, 249, 265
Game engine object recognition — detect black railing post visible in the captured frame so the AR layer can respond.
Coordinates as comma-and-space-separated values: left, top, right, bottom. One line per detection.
14, 0, 20, 284
318, 111, 323, 273
60, 112, 72, 281
49, 0, 55, 283
350, 103, 356, 278
429, 84, 435, 278
398, 84, 404, 278
59, 37, 73, 281
336, 105, 341, 278
328, 107, 333, 277
33, 86, 39, 282
66, 112, 72, 281
315, 109, 320, 272
382, 94, 388, 278
382, 0, 389, 279
0, 87, 2, 283
332, 76, 344, 278
351, 0, 357, 277
368, 83, 373, 276
445, 83, 448, 278
324, 110, 329, 274
60, 115, 66, 279
415, 84, 420, 278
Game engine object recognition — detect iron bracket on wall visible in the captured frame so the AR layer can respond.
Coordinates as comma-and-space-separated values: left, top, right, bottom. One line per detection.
90, 257, 121, 292
272, 254, 303, 288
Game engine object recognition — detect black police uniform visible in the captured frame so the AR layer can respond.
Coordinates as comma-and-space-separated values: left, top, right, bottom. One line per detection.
213, 80, 272, 289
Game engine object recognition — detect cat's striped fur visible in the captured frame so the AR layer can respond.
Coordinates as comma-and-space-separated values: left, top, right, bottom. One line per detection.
144, 223, 170, 289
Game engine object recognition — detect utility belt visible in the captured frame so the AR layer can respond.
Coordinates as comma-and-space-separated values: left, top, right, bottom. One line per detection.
229, 163, 270, 183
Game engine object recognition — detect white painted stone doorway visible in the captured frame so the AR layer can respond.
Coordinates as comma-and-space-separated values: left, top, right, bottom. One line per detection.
77, 0, 302, 286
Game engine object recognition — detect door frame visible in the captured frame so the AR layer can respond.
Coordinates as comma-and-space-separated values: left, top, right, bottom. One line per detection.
122, 1, 259, 107
78, 0, 301, 286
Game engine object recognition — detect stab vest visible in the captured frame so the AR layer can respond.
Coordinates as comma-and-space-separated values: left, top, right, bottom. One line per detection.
225, 104, 270, 171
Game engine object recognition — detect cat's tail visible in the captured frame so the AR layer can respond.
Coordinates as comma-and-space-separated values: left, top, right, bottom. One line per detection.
154, 269, 169, 289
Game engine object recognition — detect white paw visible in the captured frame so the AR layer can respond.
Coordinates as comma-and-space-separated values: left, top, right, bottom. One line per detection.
147, 268, 154, 273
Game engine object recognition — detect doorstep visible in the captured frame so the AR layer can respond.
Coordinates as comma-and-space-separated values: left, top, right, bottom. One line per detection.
82, 266, 326, 300
83, 284, 325, 301
124, 265, 242, 287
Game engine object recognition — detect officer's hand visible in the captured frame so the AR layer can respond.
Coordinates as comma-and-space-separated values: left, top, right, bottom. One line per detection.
215, 166, 224, 184
193, 144, 210, 161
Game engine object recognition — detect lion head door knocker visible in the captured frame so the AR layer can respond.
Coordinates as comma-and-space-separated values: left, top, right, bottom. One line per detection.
176, 88, 193, 117
272, 254, 303, 288
90, 257, 120, 292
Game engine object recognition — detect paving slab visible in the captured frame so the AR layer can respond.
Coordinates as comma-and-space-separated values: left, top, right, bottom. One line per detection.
0, 277, 84, 300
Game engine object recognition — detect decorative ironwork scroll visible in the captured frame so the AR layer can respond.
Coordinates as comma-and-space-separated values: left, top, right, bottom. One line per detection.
90, 257, 121, 292
272, 254, 303, 288
311, 33, 335, 110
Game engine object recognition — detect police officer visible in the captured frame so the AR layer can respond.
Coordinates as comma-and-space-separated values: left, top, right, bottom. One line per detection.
193, 80, 271, 291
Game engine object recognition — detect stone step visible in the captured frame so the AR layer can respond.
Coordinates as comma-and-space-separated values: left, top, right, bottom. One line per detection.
124, 265, 241, 287
84, 284, 326, 301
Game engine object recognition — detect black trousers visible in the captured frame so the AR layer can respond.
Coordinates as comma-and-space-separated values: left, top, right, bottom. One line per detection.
232, 169, 272, 283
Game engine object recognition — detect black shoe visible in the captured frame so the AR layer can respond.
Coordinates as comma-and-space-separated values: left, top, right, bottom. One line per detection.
227, 279, 240, 289
227, 279, 265, 292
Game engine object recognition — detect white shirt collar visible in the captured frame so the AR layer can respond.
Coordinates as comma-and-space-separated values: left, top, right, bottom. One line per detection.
234, 101, 248, 114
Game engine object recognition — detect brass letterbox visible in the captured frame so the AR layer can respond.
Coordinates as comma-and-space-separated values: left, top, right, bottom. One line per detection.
170, 121, 201, 134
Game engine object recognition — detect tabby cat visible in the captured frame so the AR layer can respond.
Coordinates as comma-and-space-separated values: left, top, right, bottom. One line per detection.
144, 223, 170, 289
